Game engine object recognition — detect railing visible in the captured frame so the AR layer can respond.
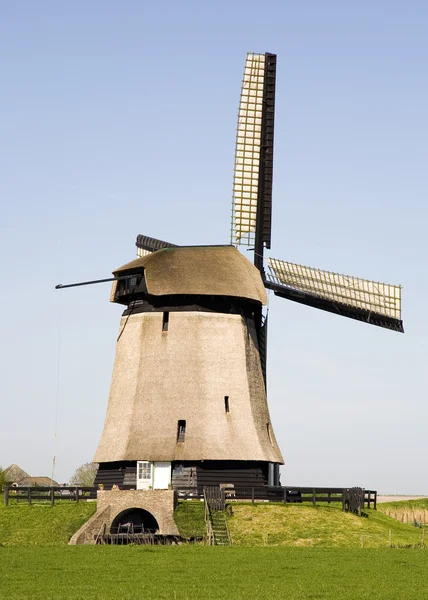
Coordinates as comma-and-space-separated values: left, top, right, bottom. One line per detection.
4, 486, 94, 506
203, 488, 215, 545
4, 484, 377, 512
176, 486, 377, 510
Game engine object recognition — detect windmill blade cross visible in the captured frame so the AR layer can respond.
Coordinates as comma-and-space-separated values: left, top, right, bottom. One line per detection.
231, 53, 276, 273
136, 234, 178, 256
265, 257, 404, 333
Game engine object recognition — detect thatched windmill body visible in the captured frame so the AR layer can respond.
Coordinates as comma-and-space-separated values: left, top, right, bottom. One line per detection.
59, 53, 403, 492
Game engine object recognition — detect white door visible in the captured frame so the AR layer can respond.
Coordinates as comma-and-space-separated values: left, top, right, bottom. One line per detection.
136, 461, 153, 490
153, 462, 171, 489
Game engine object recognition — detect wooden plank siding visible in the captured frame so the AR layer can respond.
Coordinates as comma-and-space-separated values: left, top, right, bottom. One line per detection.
93, 462, 138, 490
93, 460, 269, 492
195, 461, 268, 491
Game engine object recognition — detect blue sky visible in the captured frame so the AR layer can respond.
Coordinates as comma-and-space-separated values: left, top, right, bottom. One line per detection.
1, 1, 427, 493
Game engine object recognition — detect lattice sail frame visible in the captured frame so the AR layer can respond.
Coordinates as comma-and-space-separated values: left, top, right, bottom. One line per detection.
231, 53, 266, 246
135, 235, 178, 257
267, 258, 402, 320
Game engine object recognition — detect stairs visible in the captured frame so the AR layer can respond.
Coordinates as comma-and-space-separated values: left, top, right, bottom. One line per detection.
211, 510, 231, 546
203, 487, 232, 546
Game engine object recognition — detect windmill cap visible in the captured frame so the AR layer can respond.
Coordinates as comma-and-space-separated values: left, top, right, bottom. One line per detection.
113, 245, 267, 304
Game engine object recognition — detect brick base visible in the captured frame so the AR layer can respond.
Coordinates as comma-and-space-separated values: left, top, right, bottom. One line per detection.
69, 489, 179, 545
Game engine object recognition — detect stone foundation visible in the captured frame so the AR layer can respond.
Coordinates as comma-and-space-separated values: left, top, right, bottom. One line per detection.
69, 489, 179, 545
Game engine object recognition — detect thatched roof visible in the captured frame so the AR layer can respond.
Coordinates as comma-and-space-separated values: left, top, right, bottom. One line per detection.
4, 464, 29, 484
113, 246, 267, 305
95, 310, 283, 464
18, 477, 59, 487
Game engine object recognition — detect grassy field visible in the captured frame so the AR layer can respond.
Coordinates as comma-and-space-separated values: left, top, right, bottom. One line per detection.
1, 546, 428, 600
1, 498, 428, 599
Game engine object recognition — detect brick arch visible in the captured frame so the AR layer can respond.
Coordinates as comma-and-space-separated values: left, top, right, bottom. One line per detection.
110, 507, 159, 533
99, 490, 180, 536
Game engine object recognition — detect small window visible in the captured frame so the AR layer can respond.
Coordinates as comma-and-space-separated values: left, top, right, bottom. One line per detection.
224, 396, 230, 413
267, 423, 273, 445
162, 311, 169, 332
138, 461, 152, 480
173, 464, 184, 477
177, 420, 186, 442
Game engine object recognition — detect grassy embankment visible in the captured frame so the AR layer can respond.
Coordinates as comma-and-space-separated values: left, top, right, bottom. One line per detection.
176, 501, 426, 548
377, 498, 428, 524
1, 494, 426, 548
0, 494, 96, 546
1, 546, 428, 600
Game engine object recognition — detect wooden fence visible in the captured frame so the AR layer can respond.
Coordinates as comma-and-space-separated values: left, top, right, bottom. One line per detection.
177, 486, 377, 510
4, 486, 94, 506
4, 485, 377, 512
204, 486, 226, 511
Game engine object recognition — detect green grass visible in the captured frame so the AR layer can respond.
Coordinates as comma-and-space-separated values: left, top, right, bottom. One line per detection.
1, 496, 425, 549
0, 499, 96, 546
173, 501, 206, 538
1, 498, 428, 599
228, 503, 425, 548
175, 501, 426, 548
1, 546, 428, 599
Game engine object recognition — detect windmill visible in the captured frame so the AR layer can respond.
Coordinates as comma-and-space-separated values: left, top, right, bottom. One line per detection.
58, 53, 403, 494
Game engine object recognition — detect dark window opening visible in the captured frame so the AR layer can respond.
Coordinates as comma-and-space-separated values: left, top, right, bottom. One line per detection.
224, 396, 230, 413
172, 464, 184, 477
267, 423, 273, 445
177, 420, 186, 442
162, 311, 169, 332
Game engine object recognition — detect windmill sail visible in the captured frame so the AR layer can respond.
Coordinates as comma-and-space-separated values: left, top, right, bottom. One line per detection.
231, 52, 276, 271
266, 258, 403, 332
136, 234, 178, 257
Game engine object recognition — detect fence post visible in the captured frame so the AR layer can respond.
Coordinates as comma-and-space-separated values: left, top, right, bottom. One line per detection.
51, 488, 55, 507
251, 487, 254, 504
312, 489, 316, 507
342, 489, 346, 512
75, 487, 79, 504
374, 491, 377, 511
283, 487, 287, 505
28, 487, 32, 505
4, 486, 9, 506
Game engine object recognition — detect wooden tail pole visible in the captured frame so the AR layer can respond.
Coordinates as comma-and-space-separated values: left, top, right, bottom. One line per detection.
55, 274, 135, 290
